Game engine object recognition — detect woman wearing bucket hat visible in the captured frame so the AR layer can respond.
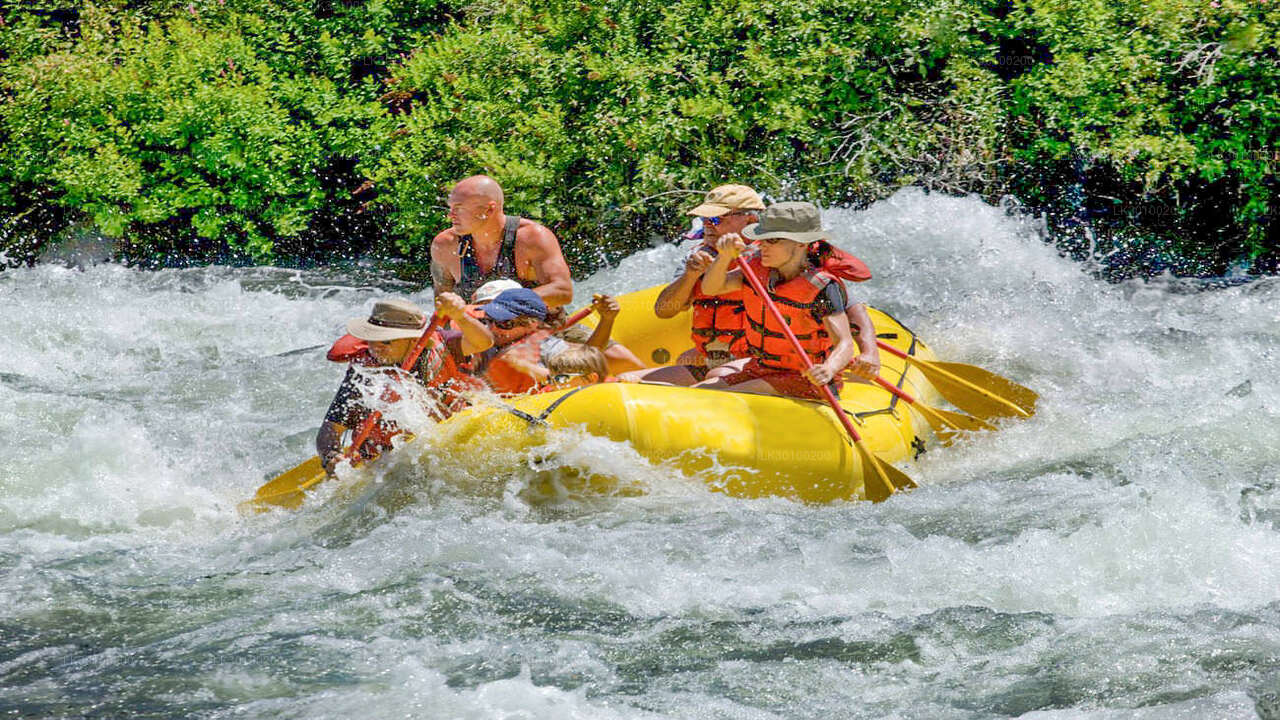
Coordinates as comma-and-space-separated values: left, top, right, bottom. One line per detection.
316, 293, 493, 473
694, 202, 860, 401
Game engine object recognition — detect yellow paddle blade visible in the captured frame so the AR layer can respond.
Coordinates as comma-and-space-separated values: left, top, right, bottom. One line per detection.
910, 401, 996, 445
238, 456, 329, 515
931, 360, 1038, 414
911, 359, 1036, 421
855, 440, 916, 502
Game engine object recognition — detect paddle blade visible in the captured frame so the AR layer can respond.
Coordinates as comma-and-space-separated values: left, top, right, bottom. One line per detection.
855, 440, 916, 503
911, 402, 996, 446
932, 360, 1038, 415
913, 360, 1035, 421
238, 456, 329, 515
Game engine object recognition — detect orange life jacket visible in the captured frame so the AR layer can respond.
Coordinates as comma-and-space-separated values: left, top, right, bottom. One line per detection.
740, 254, 843, 373
689, 245, 748, 357
354, 337, 490, 457
481, 329, 554, 395
419, 332, 489, 414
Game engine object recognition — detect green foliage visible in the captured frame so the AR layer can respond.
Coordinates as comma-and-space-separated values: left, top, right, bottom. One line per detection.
0, 0, 1276, 273
368, 0, 1017, 266
1005, 0, 1279, 269
0, 0, 444, 262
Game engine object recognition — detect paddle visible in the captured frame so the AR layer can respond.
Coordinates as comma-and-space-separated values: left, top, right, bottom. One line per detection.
557, 306, 594, 333
735, 258, 915, 502
875, 340, 1037, 421
869, 375, 994, 445
241, 304, 596, 514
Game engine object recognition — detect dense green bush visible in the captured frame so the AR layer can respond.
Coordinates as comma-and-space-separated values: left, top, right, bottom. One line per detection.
366, 0, 1019, 267
0, 0, 1275, 274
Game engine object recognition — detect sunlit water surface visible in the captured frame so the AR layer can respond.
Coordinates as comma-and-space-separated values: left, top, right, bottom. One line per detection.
3, 188, 1280, 719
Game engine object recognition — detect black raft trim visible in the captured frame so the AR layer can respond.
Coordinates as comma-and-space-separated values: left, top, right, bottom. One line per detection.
495, 385, 590, 427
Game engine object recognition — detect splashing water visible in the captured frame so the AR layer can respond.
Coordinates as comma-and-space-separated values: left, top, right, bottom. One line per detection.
3, 189, 1280, 719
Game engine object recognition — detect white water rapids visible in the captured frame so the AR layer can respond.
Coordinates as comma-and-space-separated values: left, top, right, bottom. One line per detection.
3, 188, 1280, 719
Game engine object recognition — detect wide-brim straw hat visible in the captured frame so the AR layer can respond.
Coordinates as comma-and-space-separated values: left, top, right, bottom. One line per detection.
346, 298, 428, 342
742, 201, 831, 243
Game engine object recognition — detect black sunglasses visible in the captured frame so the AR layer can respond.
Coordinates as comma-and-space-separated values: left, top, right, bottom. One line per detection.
490, 318, 522, 330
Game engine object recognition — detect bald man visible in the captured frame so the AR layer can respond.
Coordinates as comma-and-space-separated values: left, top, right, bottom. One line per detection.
430, 175, 574, 308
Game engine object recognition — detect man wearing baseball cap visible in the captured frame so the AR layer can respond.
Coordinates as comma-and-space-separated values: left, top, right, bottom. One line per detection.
316, 293, 492, 473
622, 184, 765, 386
694, 202, 860, 401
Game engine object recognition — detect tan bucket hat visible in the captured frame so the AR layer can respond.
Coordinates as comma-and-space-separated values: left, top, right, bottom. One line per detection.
346, 298, 428, 342
686, 184, 766, 217
742, 201, 831, 243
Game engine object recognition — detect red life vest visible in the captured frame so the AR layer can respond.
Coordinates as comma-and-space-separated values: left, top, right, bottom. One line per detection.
413, 331, 487, 412
356, 413, 403, 459
328, 334, 371, 363
482, 329, 554, 395
353, 335, 491, 458
689, 245, 748, 357
740, 254, 843, 373
809, 240, 872, 283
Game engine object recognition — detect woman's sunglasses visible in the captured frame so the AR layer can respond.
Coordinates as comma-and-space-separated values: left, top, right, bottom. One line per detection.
490, 318, 523, 330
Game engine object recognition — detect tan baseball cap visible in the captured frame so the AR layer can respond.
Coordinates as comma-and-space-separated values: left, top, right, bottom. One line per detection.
686, 184, 766, 217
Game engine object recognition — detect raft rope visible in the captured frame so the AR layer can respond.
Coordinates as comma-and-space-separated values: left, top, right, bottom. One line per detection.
493, 385, 590, 428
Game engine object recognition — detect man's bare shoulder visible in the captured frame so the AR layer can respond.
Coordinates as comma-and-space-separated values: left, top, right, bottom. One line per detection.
431, 228, 461, 248
514, 218, 560, 252
430, 230, 463, 262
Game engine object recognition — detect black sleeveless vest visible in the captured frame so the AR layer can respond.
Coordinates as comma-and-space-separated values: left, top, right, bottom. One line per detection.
454, 215, 535, 300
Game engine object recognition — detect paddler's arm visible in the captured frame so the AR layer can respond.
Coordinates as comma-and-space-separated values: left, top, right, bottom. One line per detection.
316, 420, 347, 475
804, 311, 856, 387
700, 235, 746, 296
429, 230, 461, 294
654, 250, 712, 318
522, 224, 574, 308
505, 353, 552, 385
317, 368, 361, 475
585, 294, 621, 349
435, 291, 493, 355
844, 302, 882, 381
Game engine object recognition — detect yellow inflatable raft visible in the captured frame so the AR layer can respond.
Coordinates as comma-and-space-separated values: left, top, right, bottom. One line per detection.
431, 285, 940, 503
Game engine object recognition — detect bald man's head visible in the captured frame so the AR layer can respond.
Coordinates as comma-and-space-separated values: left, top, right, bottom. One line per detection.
450, 175, 504, 206
446, 175, 505, 234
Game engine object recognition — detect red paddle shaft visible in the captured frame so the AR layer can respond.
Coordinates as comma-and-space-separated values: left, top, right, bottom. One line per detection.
872, 375, 915, 403
556, 306, 593, 331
